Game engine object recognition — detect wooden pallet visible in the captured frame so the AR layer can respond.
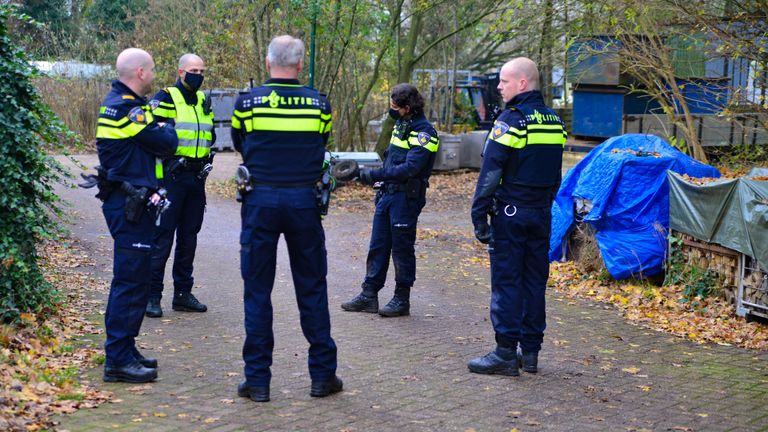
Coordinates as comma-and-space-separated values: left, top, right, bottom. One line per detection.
671, 231, 767, 318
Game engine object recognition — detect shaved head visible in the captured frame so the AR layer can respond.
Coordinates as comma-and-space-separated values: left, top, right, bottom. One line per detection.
116, 48, 153, 80
502, 57, 540, 90
178, 53, 204, 69
497, 57, 540, 103
115, 48, 156, 96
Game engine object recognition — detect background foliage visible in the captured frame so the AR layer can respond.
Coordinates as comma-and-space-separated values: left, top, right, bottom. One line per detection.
0, 4, 70, 322
14, 0, 767, 155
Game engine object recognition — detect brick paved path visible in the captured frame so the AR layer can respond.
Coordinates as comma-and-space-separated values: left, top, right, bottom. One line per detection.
56, 156, 768, 432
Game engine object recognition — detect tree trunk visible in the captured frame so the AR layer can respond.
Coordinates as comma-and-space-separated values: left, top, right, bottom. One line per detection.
447, 8, 458, 133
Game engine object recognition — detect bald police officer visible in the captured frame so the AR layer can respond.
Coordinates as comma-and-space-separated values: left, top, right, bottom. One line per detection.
468, 57, 566, 376
96, 48, 178, 383
146, 54, 214, 318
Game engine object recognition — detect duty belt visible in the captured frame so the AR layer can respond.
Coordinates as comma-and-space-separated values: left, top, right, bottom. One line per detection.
382, 183, 404, 193
165, 158, 209, 172
382, 180, 429, 194
251, 181, 317, 188
182, 160, 209, 172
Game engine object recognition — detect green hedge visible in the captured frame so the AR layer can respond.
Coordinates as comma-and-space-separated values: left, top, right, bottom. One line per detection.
0, 5, 71, 323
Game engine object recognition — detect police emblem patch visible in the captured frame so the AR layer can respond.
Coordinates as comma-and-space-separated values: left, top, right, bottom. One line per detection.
491, 121, 509, 139
417, 132, 431, 146
128, 107, 147, 124
149, 99, 160, 110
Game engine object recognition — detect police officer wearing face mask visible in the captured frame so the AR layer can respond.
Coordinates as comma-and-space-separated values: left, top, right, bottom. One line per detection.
341, 84, 440, 317
145, 54, 215, 318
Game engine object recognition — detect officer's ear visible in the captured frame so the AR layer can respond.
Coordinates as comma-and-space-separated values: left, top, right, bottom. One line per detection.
296, 60, 303, 74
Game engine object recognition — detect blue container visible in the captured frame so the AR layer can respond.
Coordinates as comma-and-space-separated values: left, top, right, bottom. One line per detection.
624, 91, 662, 115
673, 78, 729, 114
572, 89, 623, 138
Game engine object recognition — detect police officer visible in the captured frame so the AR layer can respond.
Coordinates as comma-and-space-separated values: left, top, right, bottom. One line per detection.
145, 54, 214, 318
232, 35, 341, 402
468, 57, 566, 376
96, 48, 178, 382
341, 84, 440, 317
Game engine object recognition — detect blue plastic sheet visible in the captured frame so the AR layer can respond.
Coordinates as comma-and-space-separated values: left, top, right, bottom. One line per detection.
549, 134, 720, 279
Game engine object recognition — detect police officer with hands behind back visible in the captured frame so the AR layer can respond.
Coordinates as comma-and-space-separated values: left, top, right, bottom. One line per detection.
341, 84, 439, 317
468, 57, 566, 377
145, 54, 214, 318
95, 48, 178, 383
231, 35, 341, 403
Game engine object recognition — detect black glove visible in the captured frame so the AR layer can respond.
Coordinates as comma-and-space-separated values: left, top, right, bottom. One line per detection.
474, 221, 492, 244
359, 168, 374, 185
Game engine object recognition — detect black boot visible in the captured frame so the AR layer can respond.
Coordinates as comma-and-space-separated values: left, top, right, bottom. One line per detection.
379, 286, 411, 317
172, 291, 207, 312
237, 381, 270, 402
134, 350, 158, 369
378, 285, 410, 317
341, 284, 378, 313
517, 347, 538, 373
310, 376, 343, 398
468, 346, 519, 376
103, 361, 158, 383
145, 298, 163, 318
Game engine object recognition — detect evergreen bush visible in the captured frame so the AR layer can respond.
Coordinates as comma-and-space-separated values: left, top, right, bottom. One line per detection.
0, 5, 71, 323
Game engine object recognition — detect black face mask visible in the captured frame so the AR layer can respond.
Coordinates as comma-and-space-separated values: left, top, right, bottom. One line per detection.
183, 72, 204, 91
389, 108, 401, 119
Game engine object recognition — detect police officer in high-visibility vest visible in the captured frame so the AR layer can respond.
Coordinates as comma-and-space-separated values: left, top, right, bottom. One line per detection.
341, 84, 439, 317
468, 57, 566, 376
231, 35, 341, 403
96, 48, 178, 383
145, 54, 214, 318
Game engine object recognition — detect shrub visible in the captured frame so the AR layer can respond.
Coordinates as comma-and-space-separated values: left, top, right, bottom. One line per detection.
35, 77, 109, 150
665, 236, 722, 305
0, 5, 71, 323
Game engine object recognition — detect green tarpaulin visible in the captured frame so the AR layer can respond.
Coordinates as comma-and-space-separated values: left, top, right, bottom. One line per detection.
668, 168, 768, 269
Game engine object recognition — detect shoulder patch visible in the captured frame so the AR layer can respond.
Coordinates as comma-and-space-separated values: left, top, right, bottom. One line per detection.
149, 99, 160, 110
128, 107, 147, 125
122, 95, 135, 100
491, 121, 509, 140
417, 132, 432, 146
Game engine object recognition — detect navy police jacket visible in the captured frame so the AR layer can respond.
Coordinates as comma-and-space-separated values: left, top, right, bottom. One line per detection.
96, 80, 178, 189
231, 78, 331, 186
369, 111, 440, 184
471, 90, 566, 225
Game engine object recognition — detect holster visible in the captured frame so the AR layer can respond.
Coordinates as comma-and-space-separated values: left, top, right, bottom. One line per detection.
121, 182, 149, 223
315, 171, 335, 216
405, 178, 426, 199
235, 165, 253, 202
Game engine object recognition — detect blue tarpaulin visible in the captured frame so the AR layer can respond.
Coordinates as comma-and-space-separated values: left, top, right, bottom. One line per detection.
549, 134, 720, 279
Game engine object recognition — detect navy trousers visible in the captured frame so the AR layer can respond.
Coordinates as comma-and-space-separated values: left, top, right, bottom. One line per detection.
488, 204, 551, 353
150, 171, 206, 300
102, 190, 155, 367
363, 191, 425, 292
240, 187, 337, 386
